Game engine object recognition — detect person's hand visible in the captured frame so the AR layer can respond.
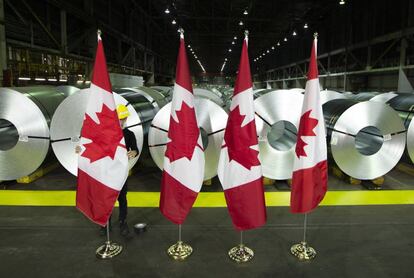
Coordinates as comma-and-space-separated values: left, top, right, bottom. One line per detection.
75, 145, 81, 154
127, 150, 138, 159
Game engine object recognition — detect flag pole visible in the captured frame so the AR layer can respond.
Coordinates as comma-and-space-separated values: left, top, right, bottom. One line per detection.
96, 220, 123, 259
163, 27, 194, 261
228, 231, 254, 263
167, 224, 193, 260
290, 213, 316, 260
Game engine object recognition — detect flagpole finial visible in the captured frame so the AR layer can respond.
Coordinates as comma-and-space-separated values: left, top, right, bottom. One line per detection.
97, 29, 102, 41
178, 28, 184, 39
313, 32, 318, 39
244, 30, 249, 39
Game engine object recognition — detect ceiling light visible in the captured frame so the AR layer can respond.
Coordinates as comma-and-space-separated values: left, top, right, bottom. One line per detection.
172, 19, 176, 25
239, 21, 244, 26
165, 8, 170, 14
243, 9, 248, 15
277, 42, 280, 46
292, 31, 297, 36
229, 48, 232, 52
271, 46, 275, 50
339, 0, 345, 5
284, 37, 287, 42
266, 50, 270, 53
232, 41, 235, 45
304, 23, 308, 29
188, 45, 191, 48
234, 36, 237, 40
225, 58, 228, 61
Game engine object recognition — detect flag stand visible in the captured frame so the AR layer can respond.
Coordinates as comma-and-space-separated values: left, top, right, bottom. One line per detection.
96, 221, 123, 259
167, 224, 193, 260
228, 231, 254, 263
290, 213, 316, 260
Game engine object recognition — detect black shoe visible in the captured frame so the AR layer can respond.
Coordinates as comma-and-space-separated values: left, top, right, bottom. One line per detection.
120, 221, 130, 237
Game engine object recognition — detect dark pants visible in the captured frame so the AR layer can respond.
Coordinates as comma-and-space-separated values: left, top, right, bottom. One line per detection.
118, 182, 128, 222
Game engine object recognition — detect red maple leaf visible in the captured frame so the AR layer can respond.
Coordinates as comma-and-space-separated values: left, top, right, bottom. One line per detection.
81, 104, 124, 163
165, 102, 201, 162
295, 110, 318, 158
224, 106, 260, 170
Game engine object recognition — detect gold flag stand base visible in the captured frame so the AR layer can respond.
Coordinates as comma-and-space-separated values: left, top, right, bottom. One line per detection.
96, 241, 123, 259
167, 241, 193, 261
290, 241, 316, 261
228, 244, 254, 263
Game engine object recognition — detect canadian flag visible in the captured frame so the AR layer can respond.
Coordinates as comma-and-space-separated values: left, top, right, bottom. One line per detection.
159, 33, 205, 224
218, 34, 267, 231
290, 36, 328, 213
76, 33, 129, 226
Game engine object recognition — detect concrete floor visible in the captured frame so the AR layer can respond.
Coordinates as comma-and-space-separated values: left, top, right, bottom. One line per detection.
0, 205, 413, 278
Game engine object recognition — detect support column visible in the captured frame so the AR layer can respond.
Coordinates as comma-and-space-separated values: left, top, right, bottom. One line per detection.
0, 0, 7, 84
398, 38, 413, 92
60, 10, 67, 55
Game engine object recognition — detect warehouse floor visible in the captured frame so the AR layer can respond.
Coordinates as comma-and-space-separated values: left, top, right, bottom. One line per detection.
0, 205, 413, 278
1, 158, 414, 277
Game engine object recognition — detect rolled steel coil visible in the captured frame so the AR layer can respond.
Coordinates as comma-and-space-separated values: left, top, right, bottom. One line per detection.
323, 99, 406, 179
320, 90, 348, 104
387, 94, 414, 163
56, 85, 80, 97
255, 90, 304, 179
370, 92, 398, 103
194, 88, 224, 107
0, 86, 65, 180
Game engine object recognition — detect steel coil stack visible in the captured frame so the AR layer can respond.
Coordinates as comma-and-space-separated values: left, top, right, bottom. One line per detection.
323, 99, 406, 179
0, 86, 65, 180
148, 98, 227, 180
254, 90, 304, 180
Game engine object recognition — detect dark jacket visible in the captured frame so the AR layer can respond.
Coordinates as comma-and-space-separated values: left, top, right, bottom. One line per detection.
123, 128, 139, 152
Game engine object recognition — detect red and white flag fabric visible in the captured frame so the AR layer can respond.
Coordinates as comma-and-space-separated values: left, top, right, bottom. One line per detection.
218, 34, 267, 231
290, 36, 328, 213
76, 32, 129, 226
159, 33, 205, 224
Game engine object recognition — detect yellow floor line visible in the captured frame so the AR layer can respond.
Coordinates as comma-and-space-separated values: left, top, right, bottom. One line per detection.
1, 190, 414, 207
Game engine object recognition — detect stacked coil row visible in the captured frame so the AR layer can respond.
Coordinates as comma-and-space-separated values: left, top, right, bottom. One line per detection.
0, 85, 413, 182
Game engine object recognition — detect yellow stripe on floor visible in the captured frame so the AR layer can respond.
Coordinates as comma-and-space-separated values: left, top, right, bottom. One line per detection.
1, 190, 414, 207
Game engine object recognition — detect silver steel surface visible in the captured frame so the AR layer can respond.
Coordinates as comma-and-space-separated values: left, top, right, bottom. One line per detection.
255, 91, 304, 179
387, 94, 414, 163
370, 92, 398, 103
194, 88, 224, 106
0, 86, 65, 180
56, 85, 80, 97
148, 98, 227, 180
320, 90, 348, 104
324, 99, 406, 179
